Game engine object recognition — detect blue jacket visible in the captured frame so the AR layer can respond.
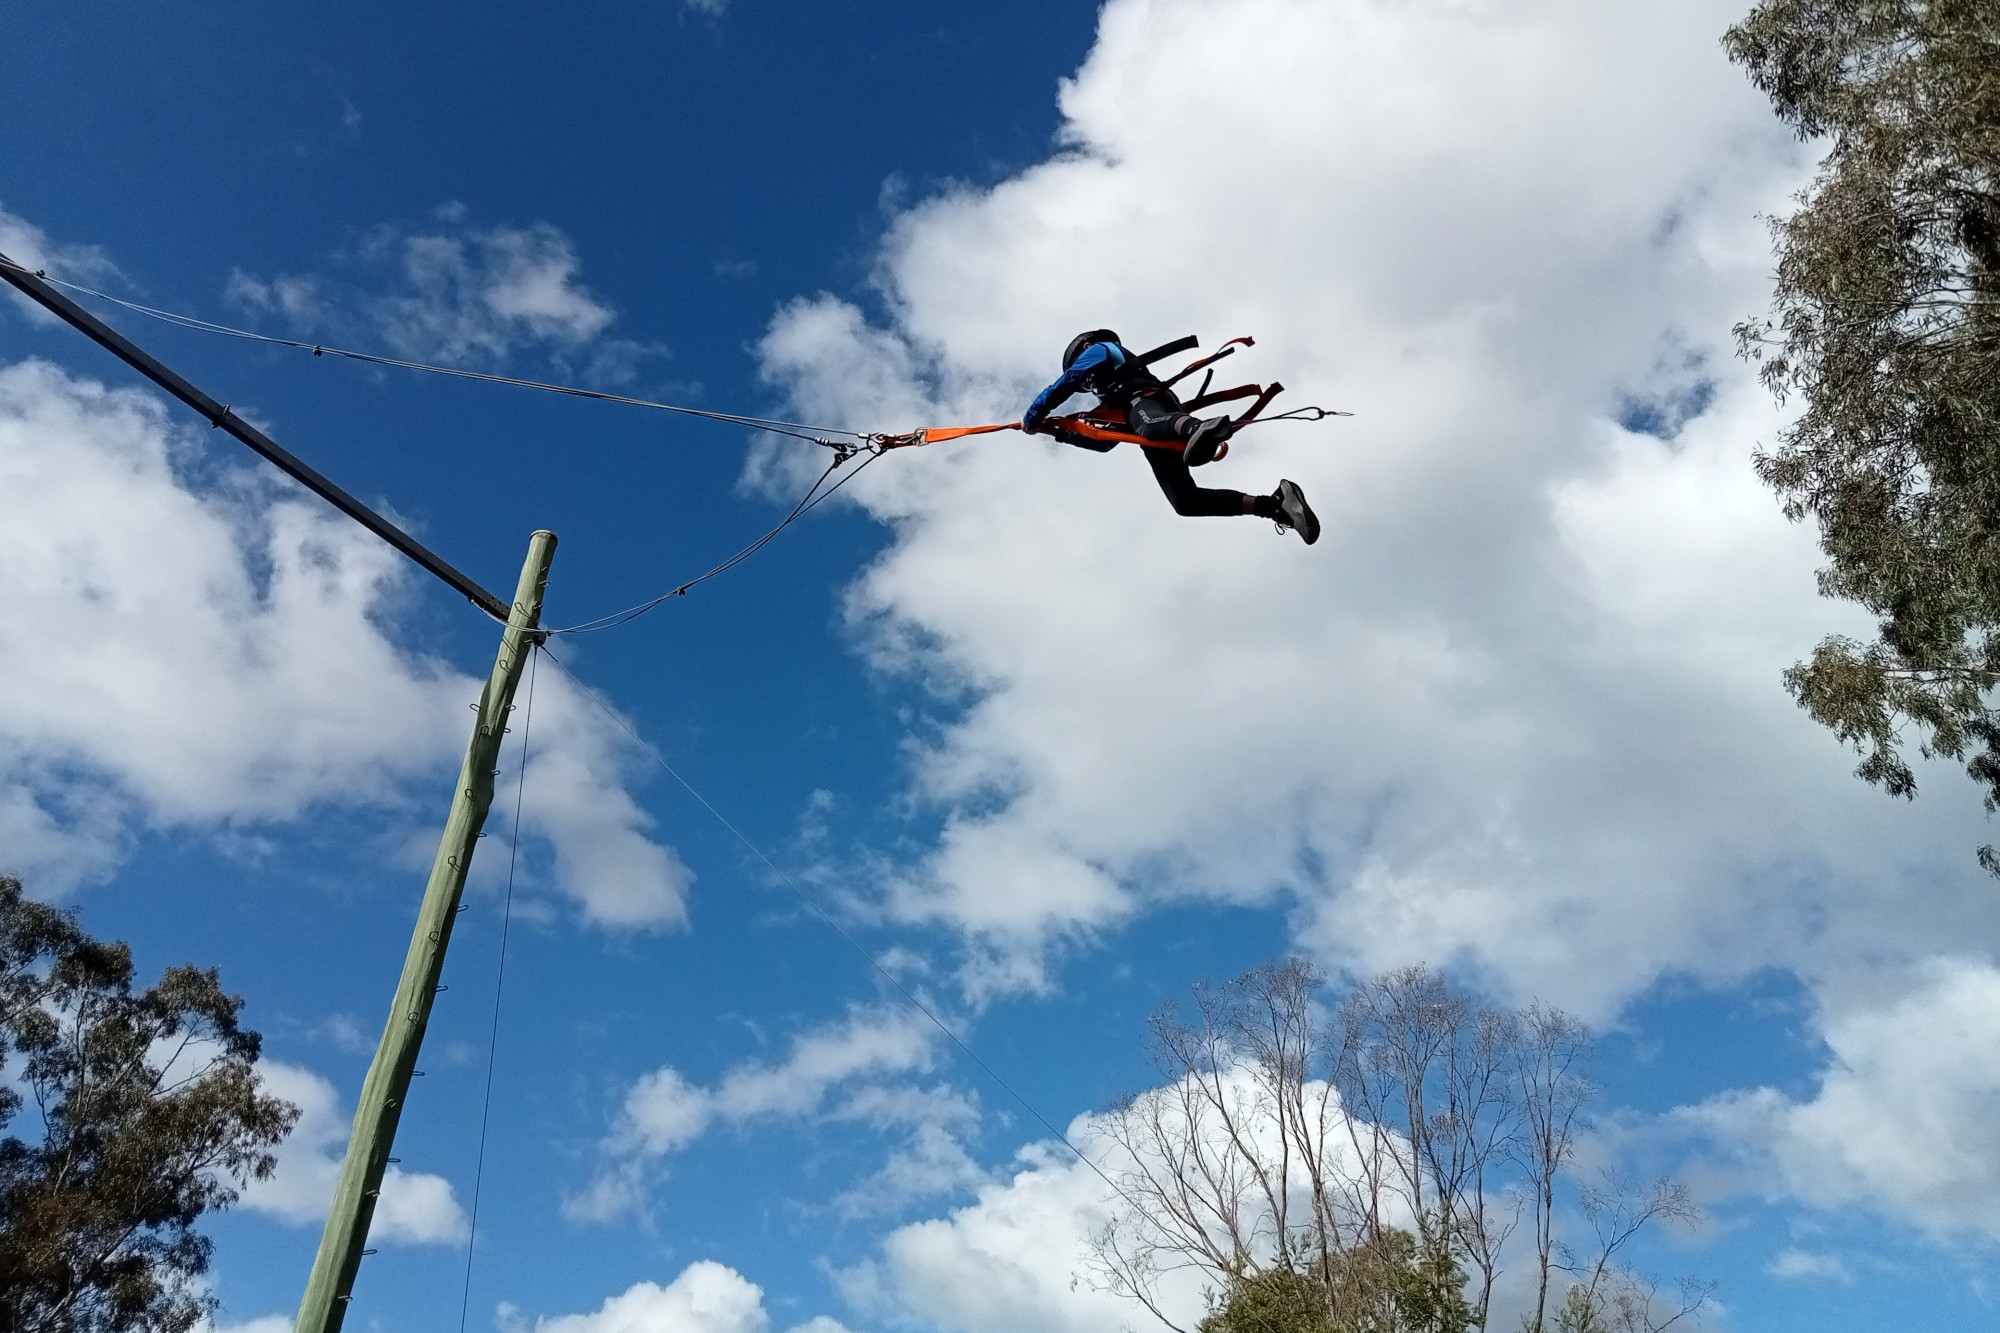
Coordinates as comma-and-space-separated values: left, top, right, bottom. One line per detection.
1022, 341, 1135, 452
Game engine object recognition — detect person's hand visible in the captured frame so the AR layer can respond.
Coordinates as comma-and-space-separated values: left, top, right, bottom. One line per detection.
1021, 414, 1046, 435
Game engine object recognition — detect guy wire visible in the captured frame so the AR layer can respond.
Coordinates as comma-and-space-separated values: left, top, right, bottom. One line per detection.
531, 645, 1192, 1298
457, 648, 537, 1333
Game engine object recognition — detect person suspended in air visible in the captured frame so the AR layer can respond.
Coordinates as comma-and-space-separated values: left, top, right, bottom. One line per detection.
1020, 329, 1321, 543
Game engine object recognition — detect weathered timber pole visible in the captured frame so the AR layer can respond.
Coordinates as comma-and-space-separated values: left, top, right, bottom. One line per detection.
296, 529, 557, 1333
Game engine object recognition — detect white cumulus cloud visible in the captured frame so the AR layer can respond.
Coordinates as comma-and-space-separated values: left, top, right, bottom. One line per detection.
227, 204, 661, 380
836, 1133, 1196, 1333
1765, 1248, 1851, 1283
512, 1262, 856, 1333
749, 0, 2000, 1252
197, 1315, 294, 1333
1678, 958, 2000, 1245
569, 1005, 962, 1222
240, 1059, 466, 1245
754, 0, 2000, 1008
0, 356, 690, 926
0, 200, 120, 324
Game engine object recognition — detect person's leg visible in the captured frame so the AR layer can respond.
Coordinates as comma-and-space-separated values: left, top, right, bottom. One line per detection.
1141, 445, 1283, 518
1127, 390, 1195, 443
1129, 389, 1233, 467
1128, 393, 1312, 532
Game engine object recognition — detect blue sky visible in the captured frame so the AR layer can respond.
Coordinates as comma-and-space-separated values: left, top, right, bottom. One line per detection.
5, 1, 2000, 1332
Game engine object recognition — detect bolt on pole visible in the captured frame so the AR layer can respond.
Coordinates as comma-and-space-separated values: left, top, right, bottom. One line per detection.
296, 529, 557, 1333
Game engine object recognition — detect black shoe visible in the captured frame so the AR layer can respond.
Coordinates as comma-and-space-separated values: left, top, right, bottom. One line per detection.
1183, 416, 1234, 467
1274, 479, 1320, 545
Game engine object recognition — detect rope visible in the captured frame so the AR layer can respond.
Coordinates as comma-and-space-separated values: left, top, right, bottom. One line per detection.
456, 649, 538, 1333
1255, 405, 1352, 423
0, 257, 872, 449
531, 645, 1162, 1239
0, 257, 900, 634
541, 447, 883, 635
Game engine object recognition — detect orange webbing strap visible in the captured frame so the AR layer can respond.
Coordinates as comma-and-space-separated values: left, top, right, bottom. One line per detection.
896, 416, 1181, 451
904, 416, 1208, 452
1049, 414, 1185, 451
911, 422, 1021, 446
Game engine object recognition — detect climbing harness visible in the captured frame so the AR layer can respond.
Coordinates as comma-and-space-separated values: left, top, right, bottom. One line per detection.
870, 334, 1350, 462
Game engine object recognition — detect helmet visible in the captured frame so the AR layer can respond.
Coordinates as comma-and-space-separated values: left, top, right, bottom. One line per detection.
1063, 328, 1121, 369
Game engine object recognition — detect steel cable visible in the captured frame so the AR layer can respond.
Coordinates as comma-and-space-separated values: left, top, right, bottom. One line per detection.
457, 649, 537, 1333
0, 257, 873, 446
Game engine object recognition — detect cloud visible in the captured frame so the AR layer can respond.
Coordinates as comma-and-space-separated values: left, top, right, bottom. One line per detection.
752, 0, 2000, 1022
622, 1066, 715, 1155
838, 1051, 1435, 1333
198, 1316, 294, 1333
0, 206, 101, 273
510, 1263, 854, 1333
1765, 1248, 1851, 1283
744, 0, 2000, 1260
240, 1060, 466, 1244
833, 1120, 989, 1218
836, 1131, 1201, 1333
0, 200, 119, 324
569, 1005, 959, 1221
1676, 958, 2000, 1245
314, 1013, 370, 1054
226, 206, 662, 378
708, 1004, 940, 1120
515, 670, 695, 929
223, 269, 326, 327
0, 357, 689, 926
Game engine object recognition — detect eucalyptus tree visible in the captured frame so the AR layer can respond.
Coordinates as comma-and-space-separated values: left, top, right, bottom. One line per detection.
1727, 0, 2000, 868
0, 877, 297, 1333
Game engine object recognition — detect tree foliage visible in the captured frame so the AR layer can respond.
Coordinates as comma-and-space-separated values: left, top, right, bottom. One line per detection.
1085, 962, 1703, 1333
1197, 1232, 1471, 1333
0, 877, 297, 1333
1726, 0, 2000, 868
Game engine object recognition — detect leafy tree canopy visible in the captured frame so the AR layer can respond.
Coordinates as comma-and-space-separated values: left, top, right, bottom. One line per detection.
1198, 1232, 1472, 1333
0, 877, 297, 1333
1726, 0, 2000, 868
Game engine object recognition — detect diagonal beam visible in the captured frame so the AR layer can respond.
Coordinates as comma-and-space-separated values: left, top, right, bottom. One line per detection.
0, 252, 509, 621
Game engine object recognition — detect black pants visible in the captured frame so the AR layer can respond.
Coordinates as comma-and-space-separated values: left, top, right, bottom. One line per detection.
1128, 390, 1251, 518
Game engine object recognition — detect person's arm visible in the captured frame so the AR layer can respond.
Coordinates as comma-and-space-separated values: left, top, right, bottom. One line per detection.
1022, 342, 1118, 434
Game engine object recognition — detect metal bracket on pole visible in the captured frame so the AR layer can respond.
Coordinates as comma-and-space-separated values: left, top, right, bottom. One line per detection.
294, 529, 557, 1333
0, 251, 510, 621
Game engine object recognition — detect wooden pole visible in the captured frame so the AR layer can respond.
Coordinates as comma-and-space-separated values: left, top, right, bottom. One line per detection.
295, 529, 557, 1333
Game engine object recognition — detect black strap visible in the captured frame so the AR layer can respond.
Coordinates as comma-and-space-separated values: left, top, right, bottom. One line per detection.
1134, 334, 1199, 366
